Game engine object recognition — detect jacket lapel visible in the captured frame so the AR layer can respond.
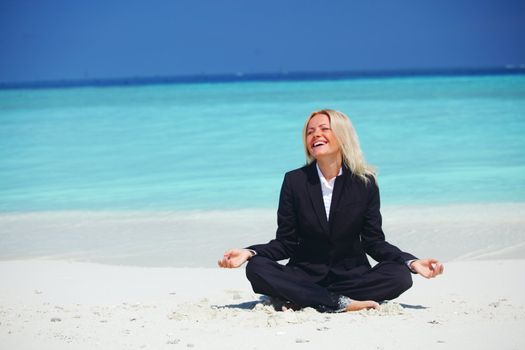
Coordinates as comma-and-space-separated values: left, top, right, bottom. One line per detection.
328, 166, 349, 231
306, 162, 330, 235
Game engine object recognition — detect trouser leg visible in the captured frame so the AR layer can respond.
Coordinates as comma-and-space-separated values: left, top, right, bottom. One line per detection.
327, 261, 413, 302
245, 256, 340, 310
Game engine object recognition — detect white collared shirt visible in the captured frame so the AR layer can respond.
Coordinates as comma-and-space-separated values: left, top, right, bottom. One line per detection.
316, 163, 343, 221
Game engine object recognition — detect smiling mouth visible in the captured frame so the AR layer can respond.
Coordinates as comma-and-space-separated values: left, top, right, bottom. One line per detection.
313, 141, 327, 148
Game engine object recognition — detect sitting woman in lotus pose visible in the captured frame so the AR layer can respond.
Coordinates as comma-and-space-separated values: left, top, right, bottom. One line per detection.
218, 109, 443, 312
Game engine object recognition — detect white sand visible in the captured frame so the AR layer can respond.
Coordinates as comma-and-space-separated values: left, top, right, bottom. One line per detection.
1, 259, 524, 350
1, 202, 524, 348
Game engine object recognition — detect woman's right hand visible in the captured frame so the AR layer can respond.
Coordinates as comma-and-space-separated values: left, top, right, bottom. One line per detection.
218, 248, 253, 268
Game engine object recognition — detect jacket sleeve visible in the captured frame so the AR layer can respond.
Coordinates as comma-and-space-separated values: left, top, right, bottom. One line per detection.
247, 173, 300, 261
360, 177, 417, 263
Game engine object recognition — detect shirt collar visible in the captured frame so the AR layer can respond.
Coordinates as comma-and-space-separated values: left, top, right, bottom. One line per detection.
316, 162, 343, 184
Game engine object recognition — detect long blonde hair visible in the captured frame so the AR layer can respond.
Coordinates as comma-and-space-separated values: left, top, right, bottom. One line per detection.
302, 109, 376, 183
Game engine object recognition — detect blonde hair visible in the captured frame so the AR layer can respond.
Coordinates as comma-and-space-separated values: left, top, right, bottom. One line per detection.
302, 109, 376, 183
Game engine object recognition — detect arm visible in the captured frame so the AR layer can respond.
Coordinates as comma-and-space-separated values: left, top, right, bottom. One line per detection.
246, 173, 300, 260
360, 177, 417, 263
361, 179, 444, 278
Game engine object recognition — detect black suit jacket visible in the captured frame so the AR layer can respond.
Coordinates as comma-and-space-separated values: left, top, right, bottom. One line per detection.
249, 162, 417, 282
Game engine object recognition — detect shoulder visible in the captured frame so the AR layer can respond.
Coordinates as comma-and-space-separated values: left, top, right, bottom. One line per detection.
346, 170, 377, 187
344, 172, 379, 202
364, 173, 378, 188
283, 163, 316, 183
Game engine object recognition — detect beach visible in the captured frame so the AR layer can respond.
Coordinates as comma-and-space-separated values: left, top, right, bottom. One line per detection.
1, 201, 525, 349
1, 75, 524, 349
0, 259, 524, 350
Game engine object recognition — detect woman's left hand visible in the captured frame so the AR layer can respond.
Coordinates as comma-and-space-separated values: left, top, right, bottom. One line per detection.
410, 258, 444, 279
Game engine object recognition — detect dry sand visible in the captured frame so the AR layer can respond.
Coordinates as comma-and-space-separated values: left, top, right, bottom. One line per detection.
0, 259, 524, 350
1, 202, 524, 349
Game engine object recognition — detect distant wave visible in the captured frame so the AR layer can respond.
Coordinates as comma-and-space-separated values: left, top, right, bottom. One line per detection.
1, 66, 524, 90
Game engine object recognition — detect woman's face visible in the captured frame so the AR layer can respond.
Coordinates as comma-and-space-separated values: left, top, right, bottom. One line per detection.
306, 113, 341, 160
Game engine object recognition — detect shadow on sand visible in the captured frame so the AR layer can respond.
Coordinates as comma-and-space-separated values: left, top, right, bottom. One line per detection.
214, 298, 428, 311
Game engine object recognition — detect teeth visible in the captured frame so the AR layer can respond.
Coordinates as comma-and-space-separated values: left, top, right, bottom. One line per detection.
313, 141, 326, 147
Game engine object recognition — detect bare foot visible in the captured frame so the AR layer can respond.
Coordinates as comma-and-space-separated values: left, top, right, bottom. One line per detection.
281, 302, 301, 311
345, 300, 380, 312
268, 297, 302, 312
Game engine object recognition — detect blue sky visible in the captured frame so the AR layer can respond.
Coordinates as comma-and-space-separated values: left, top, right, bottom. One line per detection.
1, 0, 524, 83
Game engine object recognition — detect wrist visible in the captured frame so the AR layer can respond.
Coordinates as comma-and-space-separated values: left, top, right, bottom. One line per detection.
408, 259, 418, 272
246, 249, 256, 260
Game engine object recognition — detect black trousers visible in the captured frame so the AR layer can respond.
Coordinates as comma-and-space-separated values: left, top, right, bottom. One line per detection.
245, 256, 413, 311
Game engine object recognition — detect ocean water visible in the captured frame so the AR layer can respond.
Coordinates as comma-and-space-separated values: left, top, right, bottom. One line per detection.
1, 74, 524, 212
1, 74, 525, 266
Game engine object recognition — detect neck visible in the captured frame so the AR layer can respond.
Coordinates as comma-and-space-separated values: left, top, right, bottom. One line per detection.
316, 156, 342, 181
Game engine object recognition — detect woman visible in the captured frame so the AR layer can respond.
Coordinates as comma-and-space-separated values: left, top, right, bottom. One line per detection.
218, 109, 443, 312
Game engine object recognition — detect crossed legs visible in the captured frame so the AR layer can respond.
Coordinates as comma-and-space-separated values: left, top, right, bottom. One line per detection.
245, 256, 413, 312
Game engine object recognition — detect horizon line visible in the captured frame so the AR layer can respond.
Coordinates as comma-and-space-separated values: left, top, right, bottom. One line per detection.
1, 66, 524, 90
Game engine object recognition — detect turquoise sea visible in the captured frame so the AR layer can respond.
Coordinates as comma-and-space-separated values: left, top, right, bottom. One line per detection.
1, 74, 524, 212
1, 74, 525, 266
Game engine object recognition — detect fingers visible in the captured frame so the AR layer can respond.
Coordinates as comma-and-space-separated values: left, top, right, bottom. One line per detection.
218, 252, 245, 269
423, 259, 444, 278
218, 258, 234, 268
223, 250, 235, 259
434, 262, 444, 276
219, 255, 237, 268
217, 258, 228, 268
429, 260, 444, 278
218, 252, 228, 268
218, 249, 238, 268
218, 254, 233, 268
